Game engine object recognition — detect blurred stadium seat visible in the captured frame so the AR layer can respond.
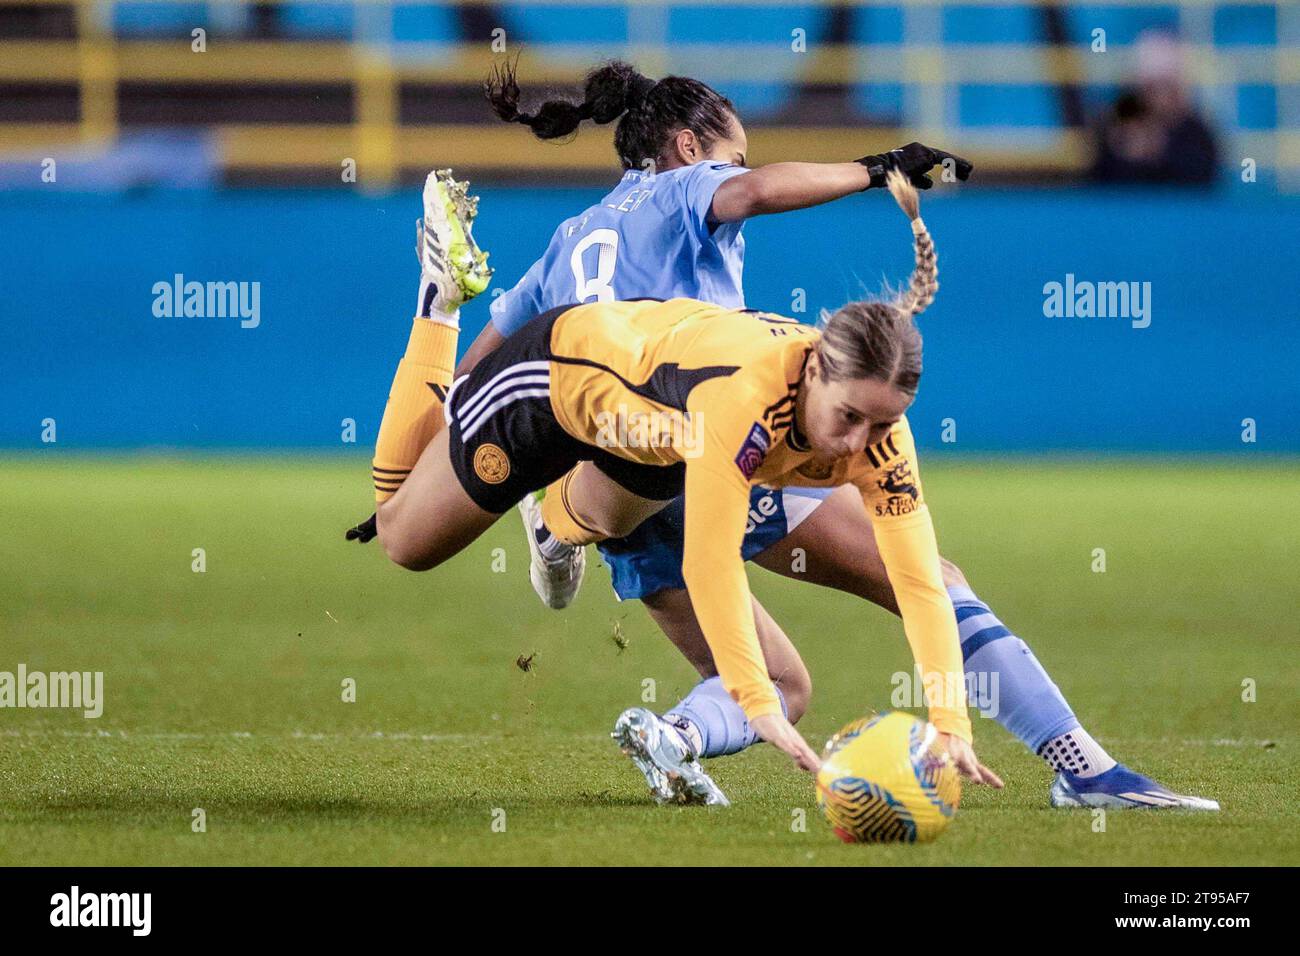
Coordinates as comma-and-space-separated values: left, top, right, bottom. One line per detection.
0, 0, 1293, 189
277, 3, 357, 39
391, 3, 459, 42
111, 2, 209, 35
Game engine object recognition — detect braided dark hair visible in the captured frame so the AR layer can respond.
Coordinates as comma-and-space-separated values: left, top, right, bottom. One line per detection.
485, 58, 738, 170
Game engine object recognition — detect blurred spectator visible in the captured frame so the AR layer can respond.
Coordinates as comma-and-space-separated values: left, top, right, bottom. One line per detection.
1092, 31, 1219, 186
247, 3, 283, 39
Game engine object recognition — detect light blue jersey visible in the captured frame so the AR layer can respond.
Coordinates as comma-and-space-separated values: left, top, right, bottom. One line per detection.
489, 162, 750, 336
488, 157, 831, 604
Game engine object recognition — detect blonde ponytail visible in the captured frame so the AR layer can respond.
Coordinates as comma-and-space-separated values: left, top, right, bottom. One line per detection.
814, 169, 940, 395
884, 168, 938, 317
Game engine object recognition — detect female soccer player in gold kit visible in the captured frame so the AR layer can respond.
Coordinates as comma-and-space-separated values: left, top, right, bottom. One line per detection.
373, 170, 995, 780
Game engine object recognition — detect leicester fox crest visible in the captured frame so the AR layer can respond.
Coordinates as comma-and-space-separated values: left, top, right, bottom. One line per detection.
874, 460, 920, 516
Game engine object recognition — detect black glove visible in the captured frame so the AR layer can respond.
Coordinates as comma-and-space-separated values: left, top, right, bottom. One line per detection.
856, 142, 974, 190
346, 513, 378, 543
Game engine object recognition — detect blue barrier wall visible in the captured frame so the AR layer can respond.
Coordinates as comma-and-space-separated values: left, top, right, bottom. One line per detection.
1, 186, 1296, 451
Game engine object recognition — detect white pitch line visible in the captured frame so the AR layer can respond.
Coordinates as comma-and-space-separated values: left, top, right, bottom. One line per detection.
0, 728, 605, 743
0, 730, 1281, 747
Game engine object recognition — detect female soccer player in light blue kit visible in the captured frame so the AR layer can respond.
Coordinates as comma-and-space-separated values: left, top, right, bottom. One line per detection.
445, 61, 1217, 810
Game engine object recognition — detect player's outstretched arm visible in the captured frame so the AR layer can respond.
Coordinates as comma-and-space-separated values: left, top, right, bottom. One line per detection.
710, 142, 972, 222
711, 161, 872, 221
680, 394, 821, 772
853, 420, 1000, 786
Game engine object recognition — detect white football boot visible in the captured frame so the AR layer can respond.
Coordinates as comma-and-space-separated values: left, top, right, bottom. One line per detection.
517, 490, 586, 610
346, 169, 490, 547
416, 168, 491, 316
612, 707, 729, 806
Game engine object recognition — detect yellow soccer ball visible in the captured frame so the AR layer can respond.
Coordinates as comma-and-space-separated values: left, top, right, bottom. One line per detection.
816, 711, 961, 844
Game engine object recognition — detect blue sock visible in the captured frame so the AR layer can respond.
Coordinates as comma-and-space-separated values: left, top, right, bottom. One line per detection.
949, 585, 1081, 754
664, 676, 787, 758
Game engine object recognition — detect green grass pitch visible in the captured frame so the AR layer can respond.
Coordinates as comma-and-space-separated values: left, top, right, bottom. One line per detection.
1, 455, 1296, 867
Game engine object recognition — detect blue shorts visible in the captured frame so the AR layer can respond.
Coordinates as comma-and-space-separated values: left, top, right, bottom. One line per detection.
597, 486, 835, 601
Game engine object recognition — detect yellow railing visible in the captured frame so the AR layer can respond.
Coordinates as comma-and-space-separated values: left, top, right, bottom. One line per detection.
0, 0, 1292, 187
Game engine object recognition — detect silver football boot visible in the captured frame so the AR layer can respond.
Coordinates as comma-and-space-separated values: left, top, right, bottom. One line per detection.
612, 707, 729, 806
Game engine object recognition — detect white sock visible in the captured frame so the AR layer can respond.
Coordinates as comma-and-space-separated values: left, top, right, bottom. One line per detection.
416, 278, 459, 328
1038, 728, 1117, 778
527, 507, 573, 562
665, 716, 702, 757
536, 532, 572, 562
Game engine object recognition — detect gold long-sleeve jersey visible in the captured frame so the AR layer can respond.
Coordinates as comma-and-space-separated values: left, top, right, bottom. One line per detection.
546, 298, 971, 742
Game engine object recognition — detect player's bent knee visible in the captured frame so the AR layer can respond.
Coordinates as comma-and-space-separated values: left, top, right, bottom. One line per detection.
381, 533, 436, 572
783, 686, 810, 724
570, 505, 642, 542
779, 668, 812, 724
376, 507, 438, 572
